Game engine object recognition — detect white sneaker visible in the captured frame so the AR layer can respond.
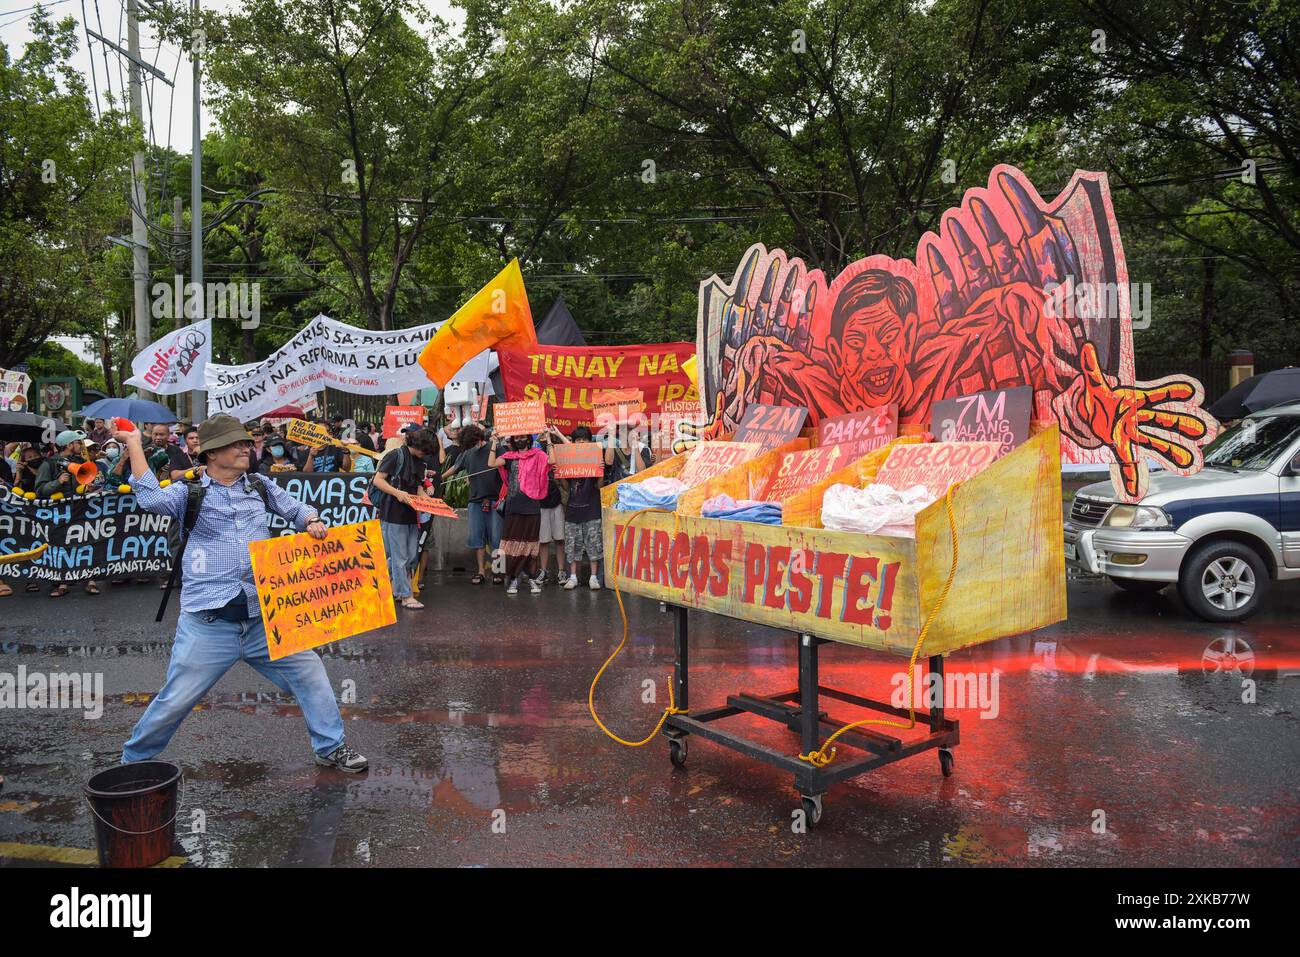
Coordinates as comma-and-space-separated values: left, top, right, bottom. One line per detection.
507, 579, 519, 595
589, 575, 601, 590
563, 575, 578, 590
529, 579, 542, 594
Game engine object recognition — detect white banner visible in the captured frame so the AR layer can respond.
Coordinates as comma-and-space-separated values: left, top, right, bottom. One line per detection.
124, 319, 212, 395
204, 315, 437, 422
0, 369, 31, 411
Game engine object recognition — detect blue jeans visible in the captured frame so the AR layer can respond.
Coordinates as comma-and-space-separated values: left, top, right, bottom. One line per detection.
122, 611, 345, 762
381, 521, 420, 599
467, 500, 503, 550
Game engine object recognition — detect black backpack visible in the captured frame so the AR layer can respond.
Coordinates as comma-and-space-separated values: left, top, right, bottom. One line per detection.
155, 475, 273, 622
365, 446, 410, 513
540, 474, 562, 509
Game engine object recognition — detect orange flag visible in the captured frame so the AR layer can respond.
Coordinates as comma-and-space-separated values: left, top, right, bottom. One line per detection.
418, 259, 538, 388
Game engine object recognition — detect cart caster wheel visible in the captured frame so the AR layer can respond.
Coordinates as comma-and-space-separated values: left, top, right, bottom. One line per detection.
799, 794, 823, 826
938, 748, 954, 778
669, 738, 687, 768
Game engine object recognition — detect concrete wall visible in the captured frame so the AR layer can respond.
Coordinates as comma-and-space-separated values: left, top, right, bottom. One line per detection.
422, 510, 479, 572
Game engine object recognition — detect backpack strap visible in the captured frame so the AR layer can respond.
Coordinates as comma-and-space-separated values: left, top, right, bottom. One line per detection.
245, 473, 274, 512
156, 482, 207, 622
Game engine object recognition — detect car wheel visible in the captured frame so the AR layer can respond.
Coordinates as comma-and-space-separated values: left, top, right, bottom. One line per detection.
1178, 542, 1269, 623
1108, 576, 1167, 595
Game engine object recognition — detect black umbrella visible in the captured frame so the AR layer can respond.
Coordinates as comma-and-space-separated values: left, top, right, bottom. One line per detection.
1209, 367, 1300, 420
0, 410, 67, 443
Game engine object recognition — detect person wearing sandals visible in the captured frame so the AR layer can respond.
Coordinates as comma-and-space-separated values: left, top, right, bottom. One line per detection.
35, 430, 103, 597
489, 430, 556, 595
446, 424, 504, 585
559, 426, 606, 590
116, 415, 368, 773
372, 427, 439, 610
11, 446, 45, 593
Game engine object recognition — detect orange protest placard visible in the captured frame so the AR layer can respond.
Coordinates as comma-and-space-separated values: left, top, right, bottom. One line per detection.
759, 444, 846, 501
382, 405, 425, 439
679, 441, 761, 487
493, 400, 547, 437
409, 496, 460, 519
818, 405, 898, 460
654, 398, 701, 459
248, 520, 395, 660
591, 388, 645, 425
553, 442, 605, 478
874, 441, 1003, 498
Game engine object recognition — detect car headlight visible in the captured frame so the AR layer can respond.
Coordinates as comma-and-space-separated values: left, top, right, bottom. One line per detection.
1104, 505, 1172, 529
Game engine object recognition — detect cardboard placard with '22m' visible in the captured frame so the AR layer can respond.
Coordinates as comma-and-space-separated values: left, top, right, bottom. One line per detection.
732, 404, 808, 452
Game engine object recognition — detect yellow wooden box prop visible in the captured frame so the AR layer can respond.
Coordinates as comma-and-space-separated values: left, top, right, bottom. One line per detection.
601, 427, 1066, 656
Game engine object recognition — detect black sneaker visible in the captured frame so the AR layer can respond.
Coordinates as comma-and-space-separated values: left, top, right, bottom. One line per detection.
315, 744, 369, 773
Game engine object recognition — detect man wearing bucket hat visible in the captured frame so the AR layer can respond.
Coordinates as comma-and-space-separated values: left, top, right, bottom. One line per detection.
115, 414, 368, 773
35, 429, 104, 597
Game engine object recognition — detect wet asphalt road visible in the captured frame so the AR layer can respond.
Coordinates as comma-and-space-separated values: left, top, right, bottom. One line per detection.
0, 571, 1297, 867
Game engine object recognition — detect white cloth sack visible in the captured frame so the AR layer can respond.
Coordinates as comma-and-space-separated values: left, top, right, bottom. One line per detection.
821, 482, 936, 538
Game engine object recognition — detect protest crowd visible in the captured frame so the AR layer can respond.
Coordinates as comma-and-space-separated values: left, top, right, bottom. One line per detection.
0, 407, 655, 607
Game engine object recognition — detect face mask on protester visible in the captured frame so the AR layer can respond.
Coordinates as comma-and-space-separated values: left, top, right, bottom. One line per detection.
271, 445, 285, 458
510, 436, 532, 452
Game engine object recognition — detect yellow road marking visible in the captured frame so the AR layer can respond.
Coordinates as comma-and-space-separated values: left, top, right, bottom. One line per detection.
0, 841, 186, 867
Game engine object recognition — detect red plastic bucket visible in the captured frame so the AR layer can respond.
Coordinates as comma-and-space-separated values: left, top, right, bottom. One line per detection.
83, 761, 182, 868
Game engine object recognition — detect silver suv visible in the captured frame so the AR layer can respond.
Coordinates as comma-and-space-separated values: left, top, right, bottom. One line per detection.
1064, 405, 1300, 622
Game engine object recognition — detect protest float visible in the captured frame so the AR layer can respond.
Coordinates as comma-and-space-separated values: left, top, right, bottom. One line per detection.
592, 164, 1221, 823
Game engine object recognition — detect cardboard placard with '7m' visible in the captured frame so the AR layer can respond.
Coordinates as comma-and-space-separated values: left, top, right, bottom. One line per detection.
248, 520, 395, 659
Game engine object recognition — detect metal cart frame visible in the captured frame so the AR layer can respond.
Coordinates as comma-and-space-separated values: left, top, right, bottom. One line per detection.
658, 603, 959, 825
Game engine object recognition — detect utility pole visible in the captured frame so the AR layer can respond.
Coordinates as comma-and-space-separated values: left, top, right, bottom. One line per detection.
173, 194, 188, 422
126, 0, 151, 400
189, 0, 206, 421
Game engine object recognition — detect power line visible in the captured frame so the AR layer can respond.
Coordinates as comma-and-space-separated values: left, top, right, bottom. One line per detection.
79, 0, 102, 118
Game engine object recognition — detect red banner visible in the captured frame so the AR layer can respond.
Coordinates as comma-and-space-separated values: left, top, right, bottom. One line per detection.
498, 343, 697, 433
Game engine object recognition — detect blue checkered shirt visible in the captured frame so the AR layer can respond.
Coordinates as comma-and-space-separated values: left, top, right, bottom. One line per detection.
130, 469, 319, 616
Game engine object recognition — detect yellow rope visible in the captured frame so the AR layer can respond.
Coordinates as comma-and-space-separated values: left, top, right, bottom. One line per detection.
798, 483, 961, 767
588, 507, 689, 747
0, 543, 48, 566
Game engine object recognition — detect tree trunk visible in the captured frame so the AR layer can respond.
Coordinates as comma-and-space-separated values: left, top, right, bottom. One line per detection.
99, 329, 116, 395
